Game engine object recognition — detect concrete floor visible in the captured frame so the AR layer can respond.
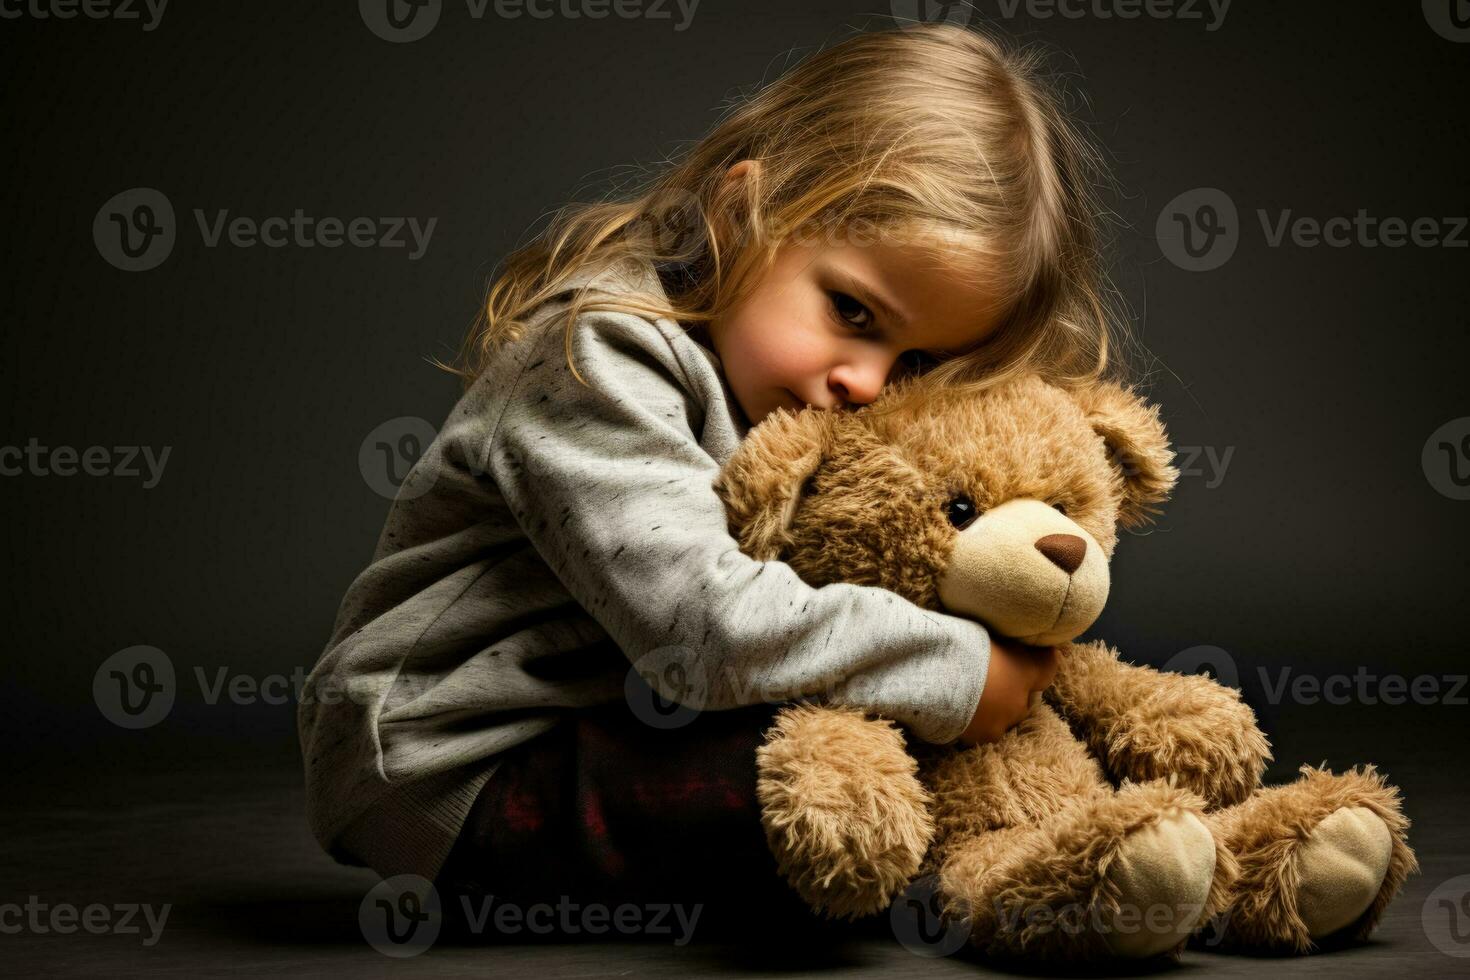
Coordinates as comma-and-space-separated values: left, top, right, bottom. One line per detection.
4, 701, 1467, 979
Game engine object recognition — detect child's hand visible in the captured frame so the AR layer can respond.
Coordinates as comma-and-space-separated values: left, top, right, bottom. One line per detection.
956, 637, 1059, 746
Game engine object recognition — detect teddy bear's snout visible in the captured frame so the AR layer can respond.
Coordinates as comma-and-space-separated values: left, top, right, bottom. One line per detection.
937, 498, 1111, 646
1035, 533, 1087, 575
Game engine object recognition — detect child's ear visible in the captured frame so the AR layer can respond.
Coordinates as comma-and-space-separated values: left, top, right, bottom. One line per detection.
715, 408, 837, 561
1073, 382, 1180, 528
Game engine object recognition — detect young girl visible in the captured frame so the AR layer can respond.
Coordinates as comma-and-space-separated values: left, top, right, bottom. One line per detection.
299, 23, 1127, 921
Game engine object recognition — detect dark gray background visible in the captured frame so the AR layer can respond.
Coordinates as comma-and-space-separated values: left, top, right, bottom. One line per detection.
2, 1, 1467, 975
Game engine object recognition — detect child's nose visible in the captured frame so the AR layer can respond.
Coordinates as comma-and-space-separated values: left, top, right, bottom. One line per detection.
827, 360, 889, 407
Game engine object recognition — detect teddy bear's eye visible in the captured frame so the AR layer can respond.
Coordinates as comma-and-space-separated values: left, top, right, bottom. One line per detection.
946, 494, 978, 530
1052, 502, 1067, 516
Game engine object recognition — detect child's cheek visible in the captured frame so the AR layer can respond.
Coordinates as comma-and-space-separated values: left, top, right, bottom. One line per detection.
746, 318, 830, 386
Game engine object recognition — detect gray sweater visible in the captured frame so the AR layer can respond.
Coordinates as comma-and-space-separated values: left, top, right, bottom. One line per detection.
297, 258, 991, 882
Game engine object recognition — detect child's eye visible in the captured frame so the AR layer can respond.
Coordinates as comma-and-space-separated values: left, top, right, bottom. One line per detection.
827, 290, 874, 330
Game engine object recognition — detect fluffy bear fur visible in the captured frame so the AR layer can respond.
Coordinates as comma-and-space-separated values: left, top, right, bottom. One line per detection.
714, 374, 1416, 961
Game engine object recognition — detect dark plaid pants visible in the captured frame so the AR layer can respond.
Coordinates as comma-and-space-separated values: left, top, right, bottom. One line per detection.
433, 699, 816, 920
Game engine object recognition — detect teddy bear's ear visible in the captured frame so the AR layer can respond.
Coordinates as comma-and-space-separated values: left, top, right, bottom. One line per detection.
1073, 382, 1180, 529
715, 407, 838, 561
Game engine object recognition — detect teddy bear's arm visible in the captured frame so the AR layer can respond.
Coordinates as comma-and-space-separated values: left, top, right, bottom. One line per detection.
1044, 640, 1272, 808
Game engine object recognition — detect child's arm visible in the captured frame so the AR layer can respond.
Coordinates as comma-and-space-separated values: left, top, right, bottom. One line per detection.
448, 301, 989, 745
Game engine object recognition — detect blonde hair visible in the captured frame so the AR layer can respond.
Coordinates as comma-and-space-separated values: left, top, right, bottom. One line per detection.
436, 23, 1136, 398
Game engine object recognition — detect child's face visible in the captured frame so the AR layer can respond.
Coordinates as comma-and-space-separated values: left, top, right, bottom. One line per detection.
707, 239, 1006, 426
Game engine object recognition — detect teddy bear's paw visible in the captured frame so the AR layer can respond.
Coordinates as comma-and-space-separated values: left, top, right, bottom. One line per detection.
952, 781, 1232, 964
1101, 678, 1271, 810
756, 703, 934, 920
1201, 764, 1419, 953
1295, 806, 1392, 939
1097, 810, 1219, 958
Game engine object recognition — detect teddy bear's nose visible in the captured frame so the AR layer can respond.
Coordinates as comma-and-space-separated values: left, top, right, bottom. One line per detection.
1035, 533, 1086, 575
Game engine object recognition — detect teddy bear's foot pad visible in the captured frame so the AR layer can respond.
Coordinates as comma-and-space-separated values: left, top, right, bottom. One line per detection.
1099, 810, 1217, 958
1295, 805, 1392, 938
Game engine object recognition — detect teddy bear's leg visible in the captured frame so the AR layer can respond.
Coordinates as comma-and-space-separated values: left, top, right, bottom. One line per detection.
933, 778, 1235, 962
918, 703, 1236, 962
756, 703, 934, 919
1197, 763, 1417, 954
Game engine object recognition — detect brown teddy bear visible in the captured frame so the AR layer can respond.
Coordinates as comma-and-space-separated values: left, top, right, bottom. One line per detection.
714, 373, 1416, 961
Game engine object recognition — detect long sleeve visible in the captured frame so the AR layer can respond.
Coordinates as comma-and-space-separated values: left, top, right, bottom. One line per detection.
463, 302, 990, 745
